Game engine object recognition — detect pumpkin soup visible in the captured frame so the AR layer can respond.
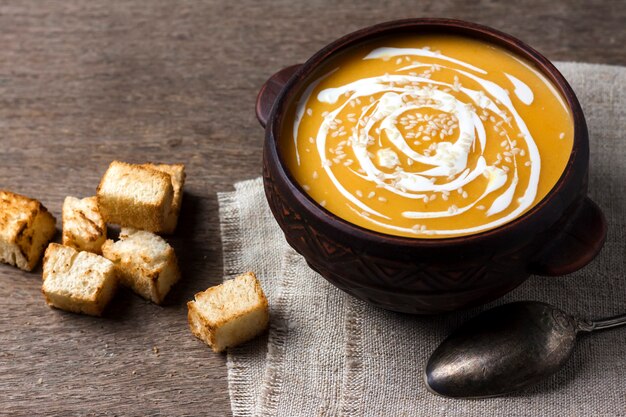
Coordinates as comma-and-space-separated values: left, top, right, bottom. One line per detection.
282, 35, 574, 238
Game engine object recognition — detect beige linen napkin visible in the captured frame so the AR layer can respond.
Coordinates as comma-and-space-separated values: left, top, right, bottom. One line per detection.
218, 62, 626, 417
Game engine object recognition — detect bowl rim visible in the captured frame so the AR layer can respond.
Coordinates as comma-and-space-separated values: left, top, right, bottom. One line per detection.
265, 17, 588, 247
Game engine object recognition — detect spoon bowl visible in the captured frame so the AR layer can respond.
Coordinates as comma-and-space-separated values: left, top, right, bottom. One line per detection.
425, 301, 625, 399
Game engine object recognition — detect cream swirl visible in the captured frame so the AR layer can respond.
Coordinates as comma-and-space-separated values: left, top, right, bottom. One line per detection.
293, 46, 546, 237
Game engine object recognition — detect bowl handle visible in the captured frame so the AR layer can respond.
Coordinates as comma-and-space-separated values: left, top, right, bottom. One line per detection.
256, 64, 303, 128
529, 197, 607, 276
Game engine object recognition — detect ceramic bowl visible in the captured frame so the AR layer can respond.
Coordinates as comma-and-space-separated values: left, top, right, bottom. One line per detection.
257, 18, 606, 314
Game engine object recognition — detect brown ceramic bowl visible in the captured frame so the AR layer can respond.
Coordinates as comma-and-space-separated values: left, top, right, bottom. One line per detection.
257, 18, 607, 314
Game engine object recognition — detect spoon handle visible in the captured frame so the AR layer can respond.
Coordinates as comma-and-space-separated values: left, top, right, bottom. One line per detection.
580, 313, 626, 332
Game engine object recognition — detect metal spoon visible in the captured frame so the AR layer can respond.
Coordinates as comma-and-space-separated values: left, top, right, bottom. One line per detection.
424, 301, 626, 398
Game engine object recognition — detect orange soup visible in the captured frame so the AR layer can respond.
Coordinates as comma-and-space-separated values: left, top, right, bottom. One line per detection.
281, 35, 574, 238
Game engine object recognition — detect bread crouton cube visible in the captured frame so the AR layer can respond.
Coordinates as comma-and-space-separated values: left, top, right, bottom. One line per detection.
101, 228, 180, 304
139, 163, 185, 234
62, 196, 107, 254
42, 243, 117, 316
187, 272, 269, 353
96, 161, 174, 233
0, 190, 56, 271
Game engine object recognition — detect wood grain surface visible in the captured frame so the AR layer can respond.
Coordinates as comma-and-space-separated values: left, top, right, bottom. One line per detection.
0, 1, 624, 415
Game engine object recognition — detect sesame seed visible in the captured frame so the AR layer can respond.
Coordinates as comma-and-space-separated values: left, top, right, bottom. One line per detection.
559, 132, 565, 140
356, 190, 363, 198
312, 171, 319, 180
378, 196, 387, 203
306, 108, 313, 116
302, 184, 310, 191
320, 200, 327, 207
368, 191, 375, 199
476, 205, 485, 210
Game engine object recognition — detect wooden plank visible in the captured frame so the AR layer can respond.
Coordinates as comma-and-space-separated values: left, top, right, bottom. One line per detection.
0, 0, 624, 415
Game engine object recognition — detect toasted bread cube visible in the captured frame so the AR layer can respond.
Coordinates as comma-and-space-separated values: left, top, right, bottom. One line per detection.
42, 243, 117, 316
187, 272, 269, 353
139, 163, 185, 234
0, 190, 56, 271
101, 228, 180, 304
96, 161, 174, 233
62, 196, 107, 254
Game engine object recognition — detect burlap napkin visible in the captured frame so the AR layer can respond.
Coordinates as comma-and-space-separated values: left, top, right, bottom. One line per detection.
218, 62, 626, 417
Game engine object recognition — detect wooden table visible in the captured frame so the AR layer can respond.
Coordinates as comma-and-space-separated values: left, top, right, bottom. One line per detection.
1, 1, 624, 415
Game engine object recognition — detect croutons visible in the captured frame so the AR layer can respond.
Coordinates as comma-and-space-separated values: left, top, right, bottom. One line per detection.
101, 228, 180, 304
42, 243, 117, 316
0, 190, 56, 271
139, 163, 185, 234
187, 272, 269, 353
62, 196, 107, 254
96, 161, 174, 233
